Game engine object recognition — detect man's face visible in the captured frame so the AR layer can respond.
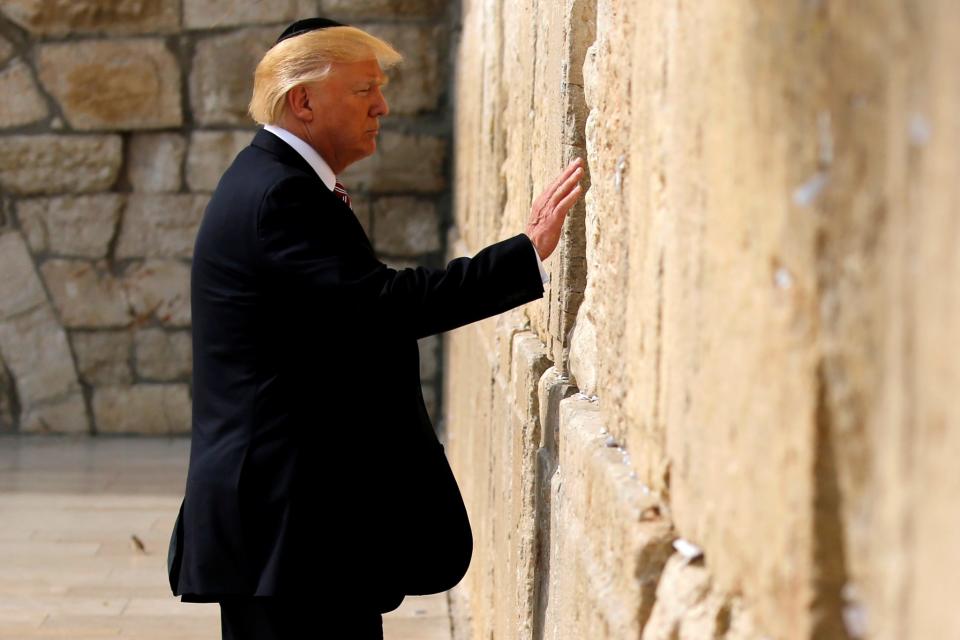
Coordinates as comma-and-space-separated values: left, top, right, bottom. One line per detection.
304, 59, 389, 174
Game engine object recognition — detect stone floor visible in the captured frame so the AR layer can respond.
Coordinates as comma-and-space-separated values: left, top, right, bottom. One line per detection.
0, 435, 452, 639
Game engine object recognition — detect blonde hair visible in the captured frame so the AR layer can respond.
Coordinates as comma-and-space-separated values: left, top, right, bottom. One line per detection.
248, 26, 403, 125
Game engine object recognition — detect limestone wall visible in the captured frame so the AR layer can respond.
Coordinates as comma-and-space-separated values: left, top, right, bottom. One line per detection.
445, 1, 960, 638
0, 0, 455, 434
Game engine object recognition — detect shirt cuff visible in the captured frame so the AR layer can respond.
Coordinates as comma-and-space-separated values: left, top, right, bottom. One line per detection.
533, 246, 550, 285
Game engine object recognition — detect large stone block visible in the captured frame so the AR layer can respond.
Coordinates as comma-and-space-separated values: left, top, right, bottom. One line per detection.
0, 231, 48, 321
0, 59, 49, 128
40, 260, 131, 328
92, 384, 190, 434
0, 135, 122, 195
17, 195, 124, 259
70, 330, 133, 386
320, 0, 446, 19
134, 329, 191, 381
20, 392, 90, 434
37, 39, 182, 130
115, 194, 209, 259
186, 130, 252, 192
184, 0, 314, 29
361, 23, 445, 116
190, 28, 276, 126
339, 131, 446, 193
123, 260, 191, 327
0, 305, 80, 408
0, 0, 179, 36
127, 133, 186, 193
372, 196, 441, 256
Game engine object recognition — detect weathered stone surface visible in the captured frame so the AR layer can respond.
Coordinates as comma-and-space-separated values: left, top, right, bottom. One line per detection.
339, 131, 446, 193
0, 59, 49, 128
134, 329, 191, 381
184, 0, 314, 29
0, 353, 12, 432
372, 196, 441, 256
123, 260, 190, 327
418, 334, 439, 380
190, 28, 276, 126
0, 305, 80, 408
92, 384, 190, 434
0, 35, 14, 66
20, 392, 89, 434
361, 23, 444, 116
37, 39, 182, 130
320, 0, 446, 19
0, 135, 122, 195
0, 231, 48, 321
17, 195, 124, 258
127, 133, 186, 193
0, 0, 179, 36
40, 260, 130, 328
70, 330, 133, 385
115, 194, 208, 259
185, 130, 251, 192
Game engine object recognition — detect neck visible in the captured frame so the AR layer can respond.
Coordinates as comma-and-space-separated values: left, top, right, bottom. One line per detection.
274, 117, 344, 174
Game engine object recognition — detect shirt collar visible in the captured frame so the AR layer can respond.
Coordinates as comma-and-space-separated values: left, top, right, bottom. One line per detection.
262, 124, 337, 192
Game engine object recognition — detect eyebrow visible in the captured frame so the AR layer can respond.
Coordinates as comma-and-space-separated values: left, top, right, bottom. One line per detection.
360, 76, 389, 87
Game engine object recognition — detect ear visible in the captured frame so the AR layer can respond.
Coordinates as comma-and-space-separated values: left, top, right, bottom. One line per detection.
285, 85, 314, 123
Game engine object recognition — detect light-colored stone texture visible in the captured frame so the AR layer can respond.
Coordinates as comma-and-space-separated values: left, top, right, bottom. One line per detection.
37, 39, 182, 130
70, 330, 133, 386
373, 196, 441, 256
40, 260, 130, 328
0, 0, 179, 36
16, 195, 124, 258
0, 135, 122, 195
0, 304, 80, 409
184, 0, 314, 29
127, 134, 186, 193
418, 334, 439, 380
190, 28, 276, 126
115, 194, 208, 259
134, 329, 191, 381
0, 35, 14, 66
20, 392, 89, 434
0, 59, 49, 128
122, 260, 191, 327
185, 130, 251, 192
339, 131, 446, 194
362, 23, 445, 116
320, 0, 446, 19
0, 231, 48, 321
92, 384, 190, 434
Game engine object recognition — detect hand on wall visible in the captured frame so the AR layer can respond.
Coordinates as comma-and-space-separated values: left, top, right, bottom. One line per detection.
525, 157, 585, 261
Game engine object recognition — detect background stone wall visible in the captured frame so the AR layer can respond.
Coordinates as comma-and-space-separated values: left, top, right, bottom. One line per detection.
445, 1, 960, 639
0, 0, 457, 435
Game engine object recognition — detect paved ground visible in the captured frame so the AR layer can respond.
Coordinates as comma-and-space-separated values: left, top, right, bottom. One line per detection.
0, 435, 452, 639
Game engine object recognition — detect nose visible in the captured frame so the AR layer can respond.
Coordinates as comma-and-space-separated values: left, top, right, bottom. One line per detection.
371, 86, 389, 118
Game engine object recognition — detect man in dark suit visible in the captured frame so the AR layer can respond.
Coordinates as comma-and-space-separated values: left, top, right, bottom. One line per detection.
167, 17, 584, 639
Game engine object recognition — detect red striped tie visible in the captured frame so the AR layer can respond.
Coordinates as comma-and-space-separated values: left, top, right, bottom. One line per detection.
333, 181, 352, 210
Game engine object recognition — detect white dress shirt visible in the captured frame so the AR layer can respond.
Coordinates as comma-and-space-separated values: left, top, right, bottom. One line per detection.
261, 124, 550, 285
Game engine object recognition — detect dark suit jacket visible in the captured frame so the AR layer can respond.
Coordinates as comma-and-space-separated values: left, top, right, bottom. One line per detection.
167, 127, 545, 612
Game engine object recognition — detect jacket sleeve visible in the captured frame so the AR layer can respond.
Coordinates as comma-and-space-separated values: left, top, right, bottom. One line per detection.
256, 175, 545, 340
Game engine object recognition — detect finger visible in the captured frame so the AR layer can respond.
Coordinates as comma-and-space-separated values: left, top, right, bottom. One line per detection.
547, 158, 584, 196
549, 167, 583, 207
554, 183, 582, 216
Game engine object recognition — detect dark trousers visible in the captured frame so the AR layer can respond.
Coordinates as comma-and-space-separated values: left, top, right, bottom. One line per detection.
219, 597, 383, 639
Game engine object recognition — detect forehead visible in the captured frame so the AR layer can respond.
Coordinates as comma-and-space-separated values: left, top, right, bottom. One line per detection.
334, 59, 387, 84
